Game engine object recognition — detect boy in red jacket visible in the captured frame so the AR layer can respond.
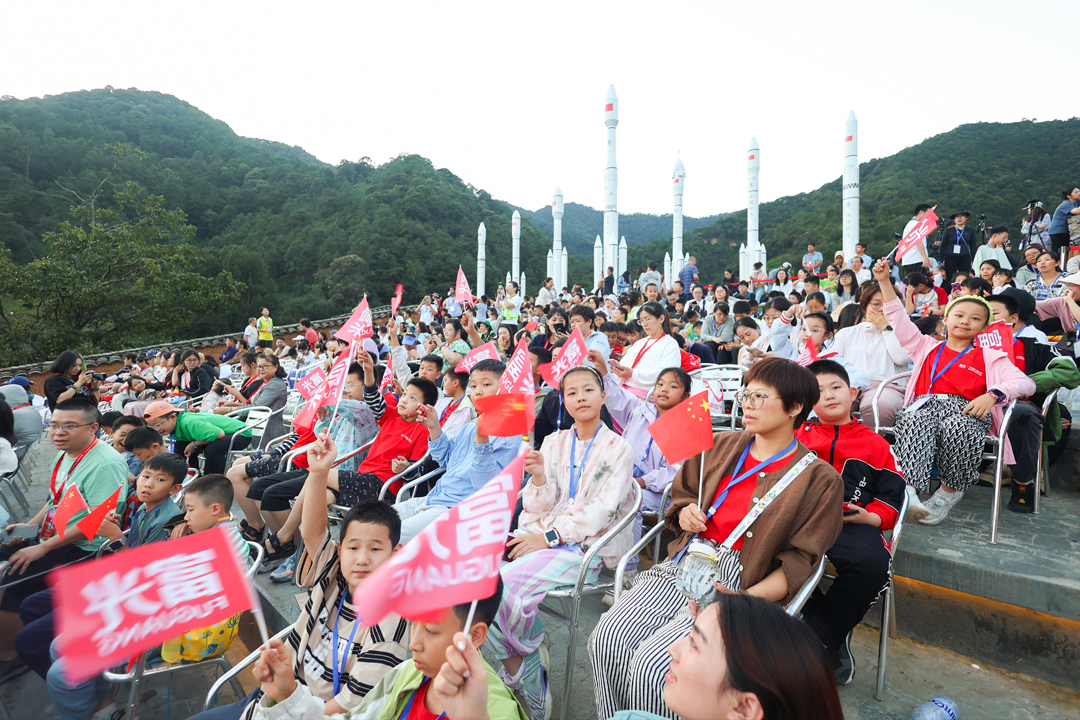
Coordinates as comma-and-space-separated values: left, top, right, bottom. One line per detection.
795, 359, 905, 687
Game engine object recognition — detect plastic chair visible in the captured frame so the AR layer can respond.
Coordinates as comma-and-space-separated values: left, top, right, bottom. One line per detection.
0, 471, 29, 518
539, 483, 642, 720
695, 363, 745, 431
784, 556, 826, 616
222, 405, 285, 469
873, 490, 909, 700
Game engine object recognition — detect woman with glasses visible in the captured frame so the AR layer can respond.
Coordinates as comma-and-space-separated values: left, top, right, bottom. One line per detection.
43, 351, 100, 412
247, 355, 289, 446
213, 352, 265, 414
590, 358, 844, 719
171, 349, 214, 401
611, 301, 681, 397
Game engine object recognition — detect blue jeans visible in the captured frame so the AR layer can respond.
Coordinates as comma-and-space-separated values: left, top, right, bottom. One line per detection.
47, 637, 112, 720
187, 689, 261, 720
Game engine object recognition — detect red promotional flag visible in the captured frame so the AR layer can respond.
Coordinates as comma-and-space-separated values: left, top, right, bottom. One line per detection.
390, 284, 404, 317
379, 352, 395, 392
52, 525, 254, 684
796, 340, 819, 367
475, 393, 535, 437
319, 343, 356, 409
455, 266, 472, 305
896, 208, 939, 261
976, 320, 1017, 365
75, 487, 121, 541
647, 390, 715, 465
295, 367, 328, 401
355, 451, 526, 627
539, 327, 587, 388
523, 321, 539, 332
52, 486, 89, 541
335, 297, 373, 344
454, 341, 500, 373
499, 339, 533, 395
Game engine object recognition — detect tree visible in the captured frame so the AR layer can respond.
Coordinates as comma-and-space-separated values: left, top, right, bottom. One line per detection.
0, 180, 244, 361
321, 254, 367, 309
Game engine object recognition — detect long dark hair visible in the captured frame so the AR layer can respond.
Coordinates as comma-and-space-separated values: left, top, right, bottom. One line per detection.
0, 399, 14, 445
1061, 187, 1079, 200
638, 301, 673, 337
711, 593, 843, 720
48, 350, 82, 376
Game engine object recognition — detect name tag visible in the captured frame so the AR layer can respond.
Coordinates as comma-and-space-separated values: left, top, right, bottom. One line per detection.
904, 395, 932, 413
953, 244, 961, 254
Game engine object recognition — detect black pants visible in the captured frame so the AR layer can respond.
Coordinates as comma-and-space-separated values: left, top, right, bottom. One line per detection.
800, 523, 892, 658
179, 433, 251, 476
248, 469, 307, 511
0, 542, 91, 612
1050, 232, 1071, 256
1007, 400, 1043, 485
943, 255, 972, 279
902, 261, 925, 279
14, 588, 54, 679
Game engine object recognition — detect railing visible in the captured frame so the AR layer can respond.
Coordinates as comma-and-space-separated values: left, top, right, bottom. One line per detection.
0, 303, 418, 377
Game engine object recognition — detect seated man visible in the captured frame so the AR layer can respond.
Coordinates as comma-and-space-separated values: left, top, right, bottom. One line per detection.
796, 360, 904, 685
399, 359, 522, 544
142, 401, 252, 475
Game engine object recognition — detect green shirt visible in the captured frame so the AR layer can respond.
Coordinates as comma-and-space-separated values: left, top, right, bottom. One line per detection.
174, 412, 251, 443
49, 441, 129, 552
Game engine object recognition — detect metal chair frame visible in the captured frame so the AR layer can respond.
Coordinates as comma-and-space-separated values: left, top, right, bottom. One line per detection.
224, 405, 286, 468
694, 363, 745, 431
203, 626, 293, 712
870, 371, 911, 436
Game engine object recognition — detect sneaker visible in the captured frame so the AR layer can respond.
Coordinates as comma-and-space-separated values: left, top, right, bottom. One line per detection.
602, 590, 615, 608
834, 632, 855, 686
270, 553, 296, 582
518, 644, 552, 720
904, 486, 930, 522
918, 488, 964, 526
1008, 482, 1035, 514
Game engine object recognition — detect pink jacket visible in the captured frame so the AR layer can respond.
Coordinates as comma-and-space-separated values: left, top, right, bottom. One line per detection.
883, 298, 1035, 464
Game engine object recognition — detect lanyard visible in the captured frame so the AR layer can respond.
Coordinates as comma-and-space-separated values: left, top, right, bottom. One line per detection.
397, 678, 446, 720
631, 337, 662, 369
331, 591, 361, 696
928, 343, 972, 390
706, 439, 797, 521
438, 396, 464, 426
1038, 273, 1062, 292
11, 403, 30, 411
569, 426, 603, 501
637, 408, 658, 465
51, 438, 98, 504
556, 393, 563, 430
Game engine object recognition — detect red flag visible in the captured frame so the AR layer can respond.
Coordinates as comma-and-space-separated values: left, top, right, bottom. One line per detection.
499, 339, 533, 395
355, 451, 525, 626
75, 487, 121, 541
52, 485, 89, 542
295, 367, 327, 401
523, 321, 539, 332
379, 352, 395, 392
976, 320, 1017, 365
52, 525, 253, 684
647, 390, 715, 465
539, 327, 587, 388
390, 284, 404, 317
455, 266, 472, 304
319, 343, 356, 409
896, 208, 939, 260
454, 341, 500, 373
796, 340, 819, 367
475, 393, 535, 437
335, 297, 373, 344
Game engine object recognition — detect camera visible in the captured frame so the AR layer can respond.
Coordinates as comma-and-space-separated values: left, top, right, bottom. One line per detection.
89, 372, 107, 382
976, 213, 987, 221
1026, 197, 1041, 208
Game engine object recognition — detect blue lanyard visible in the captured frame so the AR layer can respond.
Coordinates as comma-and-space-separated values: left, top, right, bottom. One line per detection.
706, 438, 797, 520
637, 408, 658, 466
331, 591, 361, 696
556, 393, 563, 430
569, 427, 602, 500
928, 343, 972, 390
397, 678, 446, 719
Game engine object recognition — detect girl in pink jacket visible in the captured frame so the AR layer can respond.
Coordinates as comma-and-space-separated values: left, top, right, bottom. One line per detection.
874, 259, 1034, 527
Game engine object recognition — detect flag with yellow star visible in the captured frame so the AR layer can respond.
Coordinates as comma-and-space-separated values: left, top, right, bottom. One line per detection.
52, 485, 89, 541
647, 390, 715, 465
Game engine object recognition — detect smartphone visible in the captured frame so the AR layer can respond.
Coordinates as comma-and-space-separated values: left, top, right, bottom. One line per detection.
1, 525, 38, 543
843, 509, 859, 516
951, 282, 962, 293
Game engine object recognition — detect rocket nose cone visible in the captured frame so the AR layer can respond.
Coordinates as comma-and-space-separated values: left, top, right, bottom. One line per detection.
606, 84, 617, 101
674, 157, 685, 172
748, 136, 759, 150
512, 210, 520, 220
554, 186, 562, 197
847, 110, 857, 122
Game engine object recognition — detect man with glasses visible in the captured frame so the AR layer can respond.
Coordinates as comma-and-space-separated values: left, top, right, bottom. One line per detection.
0, 396, 127, 674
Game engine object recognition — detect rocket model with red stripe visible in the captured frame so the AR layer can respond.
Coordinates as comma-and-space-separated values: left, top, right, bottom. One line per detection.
747, 137, 761, 273
843, 110, 859, 263
603, 84, 619, 275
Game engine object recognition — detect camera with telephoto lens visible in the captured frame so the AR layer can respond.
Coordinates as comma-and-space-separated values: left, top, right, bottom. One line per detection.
89, 372, 107, 382
976, 213, 987, 221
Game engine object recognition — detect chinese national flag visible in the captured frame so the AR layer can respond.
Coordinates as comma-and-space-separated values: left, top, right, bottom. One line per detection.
355, 450, 526, 627
647, 391, 715, 465
52, 486, 89, 541
455, 266, 472, 304
475, 393, 535, 437
390, 284, 404, 317
454, 341, 500, 373
75, 487, 121, 541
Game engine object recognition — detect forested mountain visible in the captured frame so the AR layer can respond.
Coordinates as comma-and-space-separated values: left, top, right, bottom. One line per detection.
514, 202, 724, 257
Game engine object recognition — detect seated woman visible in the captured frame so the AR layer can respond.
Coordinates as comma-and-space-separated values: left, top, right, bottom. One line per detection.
611, 301, 681, 397
589, 358, 843, 719
213, 352, 265, 413
768, 306, 871, 391
734, 317, 770, 369
874, 259, 1034, 526
172, 349, 215, 401
435, 593, 843, 720
488, 365, 637, 720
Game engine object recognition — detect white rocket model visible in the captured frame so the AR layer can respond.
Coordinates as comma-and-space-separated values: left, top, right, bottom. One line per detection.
505, 271, 512, 289
739, 243, 747, 280
618, 237, 627, 279
842, 111, 859, 264
673, 157, 685, 276
546, 249, 554, 281
603, 85, 619, 277
511, 210, 521, 281
477, 222, 486, 297
560, 247, 568, 292
747, 137, 761, 269
593, 235, 603, 287
519, 272, 526, 298
552, 187, 564, 290
664, 252, 671, 291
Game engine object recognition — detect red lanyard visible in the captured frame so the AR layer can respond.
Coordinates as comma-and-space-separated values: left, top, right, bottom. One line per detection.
11, 403, 30, 411
181, 371, 191, 389
631, 337, 662, 369
439, 397, 464, 426
51, 438, 98, 504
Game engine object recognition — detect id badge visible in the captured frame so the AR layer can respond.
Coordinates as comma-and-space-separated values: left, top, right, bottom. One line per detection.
905, 395, 931, 413
953, 244, 961, 254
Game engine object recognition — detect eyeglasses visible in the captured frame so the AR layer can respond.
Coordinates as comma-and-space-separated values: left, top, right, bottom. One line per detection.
255, 365, 273, 371
47, 422, 95, 433
734, 390, 783, 409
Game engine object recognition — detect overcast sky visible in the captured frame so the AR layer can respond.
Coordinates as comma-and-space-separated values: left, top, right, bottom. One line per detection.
4, 1, 1073, 219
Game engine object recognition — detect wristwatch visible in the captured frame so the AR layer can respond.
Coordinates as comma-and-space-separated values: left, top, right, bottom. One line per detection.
988, 388, 1007, 404
544, 529, 560, 548
883, 325, 893, 332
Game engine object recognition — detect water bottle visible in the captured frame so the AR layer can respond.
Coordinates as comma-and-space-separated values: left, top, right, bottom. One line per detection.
910, 697, 960, 720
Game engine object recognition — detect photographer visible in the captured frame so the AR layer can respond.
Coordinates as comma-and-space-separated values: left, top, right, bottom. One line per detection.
1048, 186, 1080, 255
530, 308, 570, 351
43, 351, 102, 412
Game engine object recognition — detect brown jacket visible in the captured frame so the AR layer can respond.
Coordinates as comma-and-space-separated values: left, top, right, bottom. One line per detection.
664, 430, 844, 604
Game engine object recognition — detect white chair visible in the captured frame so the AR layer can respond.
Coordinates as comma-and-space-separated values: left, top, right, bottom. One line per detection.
539, 484, 642, 720
695, 363, 745, 431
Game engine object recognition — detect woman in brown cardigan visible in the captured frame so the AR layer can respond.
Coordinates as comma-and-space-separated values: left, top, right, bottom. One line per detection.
589, 358, 845, 719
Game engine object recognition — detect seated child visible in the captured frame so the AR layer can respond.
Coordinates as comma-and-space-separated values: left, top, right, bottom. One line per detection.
795, 360, 904, 685
190, 434, 410, 720
122, 426, 170, 531
251, 578, 527, 719
110, 415, 146, 480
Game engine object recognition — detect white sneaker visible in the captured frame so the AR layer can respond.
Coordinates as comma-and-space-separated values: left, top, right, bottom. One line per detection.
905, 486, 930, 522
918, 488, 964, 526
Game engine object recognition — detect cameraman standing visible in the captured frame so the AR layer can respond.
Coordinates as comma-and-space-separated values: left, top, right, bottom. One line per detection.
43, 351, 101, 413
937, 210, 976, 277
